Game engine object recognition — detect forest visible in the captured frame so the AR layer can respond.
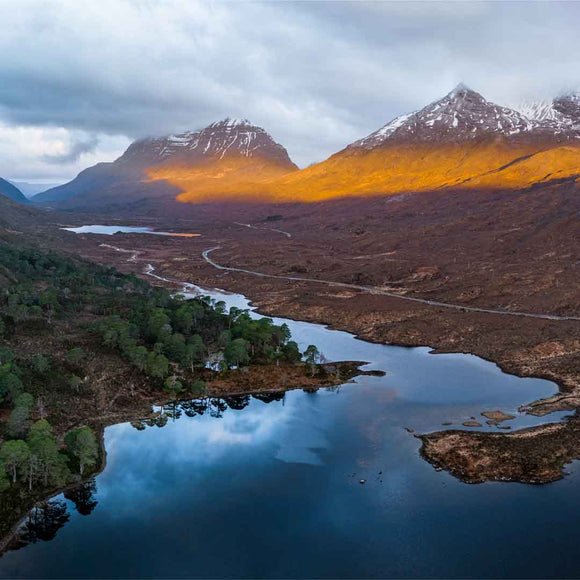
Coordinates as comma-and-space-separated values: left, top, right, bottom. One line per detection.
0, 241, 320, 499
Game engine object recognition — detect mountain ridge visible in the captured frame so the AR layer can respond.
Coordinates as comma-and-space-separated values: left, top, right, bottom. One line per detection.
33, 86, 580, 209
350, 85, 580, 151
119, 118, 297, 169
242, 85, 580, 203
515, 92, 580, 134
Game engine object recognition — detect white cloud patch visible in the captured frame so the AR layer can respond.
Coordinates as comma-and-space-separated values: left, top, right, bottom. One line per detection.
0, 0, 578, 180
0, 122, 130, 182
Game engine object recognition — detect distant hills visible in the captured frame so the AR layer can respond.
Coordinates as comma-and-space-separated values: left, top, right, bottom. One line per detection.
7, 180, 61, 198
31, 86, 580, 211
0, 178, 28, 204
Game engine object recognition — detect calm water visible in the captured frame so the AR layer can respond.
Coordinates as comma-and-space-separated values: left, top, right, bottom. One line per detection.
62, 225, 199, 237
1, 284, 578, 578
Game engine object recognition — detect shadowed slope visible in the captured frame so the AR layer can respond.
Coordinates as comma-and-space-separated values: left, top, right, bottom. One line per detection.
0, 178, 27, 204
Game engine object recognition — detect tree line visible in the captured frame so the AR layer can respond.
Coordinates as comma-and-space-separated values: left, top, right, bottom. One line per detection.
0, 241, 322, 494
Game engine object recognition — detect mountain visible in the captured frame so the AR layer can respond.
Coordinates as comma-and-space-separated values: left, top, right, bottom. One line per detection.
33, 119, 297, 210
0, 178, 28, 204
350, 85, 579, 149
553, 92, 580, 124
145, 119, 298, 203
351, 84, 540, 147
240, 84, 580, 203
124, 118, 295, 168
32, 88, 580, 209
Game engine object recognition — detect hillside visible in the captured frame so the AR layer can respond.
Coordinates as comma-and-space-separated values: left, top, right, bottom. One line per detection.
0, 178, 27, 204
0, 195, 53, 231
234, 86, 580, 203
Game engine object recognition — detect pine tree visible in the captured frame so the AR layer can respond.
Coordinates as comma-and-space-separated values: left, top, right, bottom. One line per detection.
0, 440, 30, 483
65, 428, 99, 476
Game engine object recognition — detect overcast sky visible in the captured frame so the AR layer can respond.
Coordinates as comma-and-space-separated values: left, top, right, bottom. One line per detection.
1, 0, 579, 183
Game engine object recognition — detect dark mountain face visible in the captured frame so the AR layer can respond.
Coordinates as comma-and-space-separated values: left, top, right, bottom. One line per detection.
553, 93, 580, 126
33, 119, 297, 210
0, 178, 28, 204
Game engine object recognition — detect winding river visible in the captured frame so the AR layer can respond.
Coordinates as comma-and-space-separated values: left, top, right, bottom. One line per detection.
2, 228, 579, 578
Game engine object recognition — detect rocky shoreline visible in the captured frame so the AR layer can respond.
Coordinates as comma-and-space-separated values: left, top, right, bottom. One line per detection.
418, 415, 580, 484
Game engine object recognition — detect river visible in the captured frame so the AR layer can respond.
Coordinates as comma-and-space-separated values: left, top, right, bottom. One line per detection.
1, 234, 579, 578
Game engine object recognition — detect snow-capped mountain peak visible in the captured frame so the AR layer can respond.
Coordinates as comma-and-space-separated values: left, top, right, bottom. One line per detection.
517, 100, 563, 123
351, 85, 580, 151
448, 82, 474, 97
514, 92, 580, 135
350, 85, 537, 150
119, 119, 297, 169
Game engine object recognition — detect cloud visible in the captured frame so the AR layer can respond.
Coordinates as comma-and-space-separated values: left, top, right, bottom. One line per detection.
0, 0, 578, 180
0, 122, 130, 182
42, 134, 100, 164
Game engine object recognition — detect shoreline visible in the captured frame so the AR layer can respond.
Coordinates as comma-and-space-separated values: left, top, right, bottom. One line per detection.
144, 260, 580, 485
152, 260, 573, 412
20, 227, 579, 486
0, 359, 375, 554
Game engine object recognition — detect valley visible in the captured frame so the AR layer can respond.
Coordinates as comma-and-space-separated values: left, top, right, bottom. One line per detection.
1, 235, 575, 577
2, 2, 580, 577
38, 176, 577, 486
0, 220, 371, 554
0, 82, 578, 575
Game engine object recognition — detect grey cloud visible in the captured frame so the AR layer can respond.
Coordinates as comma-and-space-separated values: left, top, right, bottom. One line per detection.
0, 0, 578, 179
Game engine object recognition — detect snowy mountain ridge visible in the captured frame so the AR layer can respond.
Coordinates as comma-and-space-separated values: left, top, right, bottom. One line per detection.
120, 118, 296, 168
351, 85, 580, 150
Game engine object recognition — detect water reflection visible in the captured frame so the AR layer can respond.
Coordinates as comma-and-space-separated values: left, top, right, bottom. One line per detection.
62, 225, 200, 238
64, 481, 99, 517
4, 480, 98, 555
2, 382, 580, 578
2, 391, 296, 558
0, 281, 574, 578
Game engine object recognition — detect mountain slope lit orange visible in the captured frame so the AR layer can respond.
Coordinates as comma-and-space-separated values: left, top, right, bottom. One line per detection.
148, 87, 580, 204
146, 155, 297, 203
150, 141, 580, 204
